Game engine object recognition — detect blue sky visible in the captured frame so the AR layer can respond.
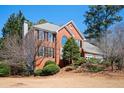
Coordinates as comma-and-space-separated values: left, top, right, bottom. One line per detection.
0, 5, 124, 37
0, 5, 88, 37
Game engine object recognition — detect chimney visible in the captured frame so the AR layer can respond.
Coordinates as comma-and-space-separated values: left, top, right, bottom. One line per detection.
23, 20, 28, 37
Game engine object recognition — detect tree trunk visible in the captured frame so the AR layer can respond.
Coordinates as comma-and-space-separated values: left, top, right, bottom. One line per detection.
111, 61, 114, 71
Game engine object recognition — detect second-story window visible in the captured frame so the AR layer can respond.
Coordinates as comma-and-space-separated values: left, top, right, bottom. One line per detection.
39, 31, 44, 40
48, 32, 55, 42
39, 31, 55, 42
48, 32, 52, 42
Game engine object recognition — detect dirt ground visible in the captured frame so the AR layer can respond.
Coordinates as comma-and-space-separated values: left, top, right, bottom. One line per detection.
0, 70, 124, 88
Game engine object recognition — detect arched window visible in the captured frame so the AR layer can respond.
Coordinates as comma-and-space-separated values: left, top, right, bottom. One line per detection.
61, 35, 67, 46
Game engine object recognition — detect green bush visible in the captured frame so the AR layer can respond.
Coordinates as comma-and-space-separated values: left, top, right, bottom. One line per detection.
10, 62, 29, 76
87, 58, 101, 64
73, 57, 100, 68
34, 69, 43, 76
73, 57, 104, 72
87, 65, 104, 72
44, 60, 56, 67
73, 57, 86, 67
0, 63, 11, 77
41, 64, 60, 76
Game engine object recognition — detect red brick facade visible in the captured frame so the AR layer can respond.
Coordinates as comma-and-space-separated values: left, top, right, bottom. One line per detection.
33, 21, 85, 69
30, 21, 102, 70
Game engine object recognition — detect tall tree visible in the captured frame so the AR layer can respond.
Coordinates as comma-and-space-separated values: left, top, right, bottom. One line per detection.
62, 37, 80, 65
2, 11, 32, 39
84, 5, 124, 41
37, 19, 47, 24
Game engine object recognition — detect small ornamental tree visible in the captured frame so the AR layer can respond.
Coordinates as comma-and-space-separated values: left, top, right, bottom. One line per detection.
62, 37, 80, 65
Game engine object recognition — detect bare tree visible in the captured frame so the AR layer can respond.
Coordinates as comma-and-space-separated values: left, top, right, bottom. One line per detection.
0, 35, 25, 63
0, 28, 59, 74
0, 35, 29, 75
113, 24, 124, 70
23, 29, 55, 73
23, 29, 43, 73
99, 23, 124, 71
0, 31, 42, 74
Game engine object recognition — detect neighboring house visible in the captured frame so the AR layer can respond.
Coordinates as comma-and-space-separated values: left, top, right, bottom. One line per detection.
23, 20, 103, 69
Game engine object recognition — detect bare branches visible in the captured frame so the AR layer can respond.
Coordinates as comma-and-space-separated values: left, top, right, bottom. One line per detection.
99, 23, 124, 70
0, 35, 25, 63
23, 30, 43, 70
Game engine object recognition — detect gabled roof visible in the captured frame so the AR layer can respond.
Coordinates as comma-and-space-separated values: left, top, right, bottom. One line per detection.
57, 20, 86, 40
33, 23, 60, 33
82, 41, 103, 55
33, 20, 86, 40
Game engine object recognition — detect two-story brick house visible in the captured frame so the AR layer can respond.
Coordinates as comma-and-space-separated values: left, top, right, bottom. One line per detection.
23, 20, 103, 69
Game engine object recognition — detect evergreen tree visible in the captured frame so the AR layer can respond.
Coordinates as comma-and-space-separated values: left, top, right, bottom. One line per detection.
2, 10, 32, 39
62, 37, 80, 64
84, 5, 124, 41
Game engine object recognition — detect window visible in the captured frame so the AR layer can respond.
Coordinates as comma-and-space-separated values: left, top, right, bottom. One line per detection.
76, 39, 82, 48
39, 31, 44, 40
39, 47, 44, 56
76, 40, 80, 47
48, 47, 51, 57
48, 32, 53, 42
39, 46, 54, 58
44, 32, 47, 40
47, 32, 55, 42
61, 36, 67, 46
44, 47, 48, 57
51, 48, 54, 58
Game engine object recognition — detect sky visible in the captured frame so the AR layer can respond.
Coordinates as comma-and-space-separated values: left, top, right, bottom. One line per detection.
0, 5, 88, 37
0, 5, 124, 38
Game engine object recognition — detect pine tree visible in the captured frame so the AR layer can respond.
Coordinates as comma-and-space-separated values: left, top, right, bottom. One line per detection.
62, 37, 80, 64
84, 5, 124, 41
2, 10, 32, 39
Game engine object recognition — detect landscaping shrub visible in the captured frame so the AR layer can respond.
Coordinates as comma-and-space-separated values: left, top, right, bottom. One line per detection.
34, 69, 43, 76
44, 60, 56, 67
41, 64, 60, 76
83, 58, 104, 72
87, 58, 101, 64
87, 65, 104, 72
10, 62, 29, 76
0, 63, 11, 77
73, 57, 86, 67
73, 58, 105, 73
